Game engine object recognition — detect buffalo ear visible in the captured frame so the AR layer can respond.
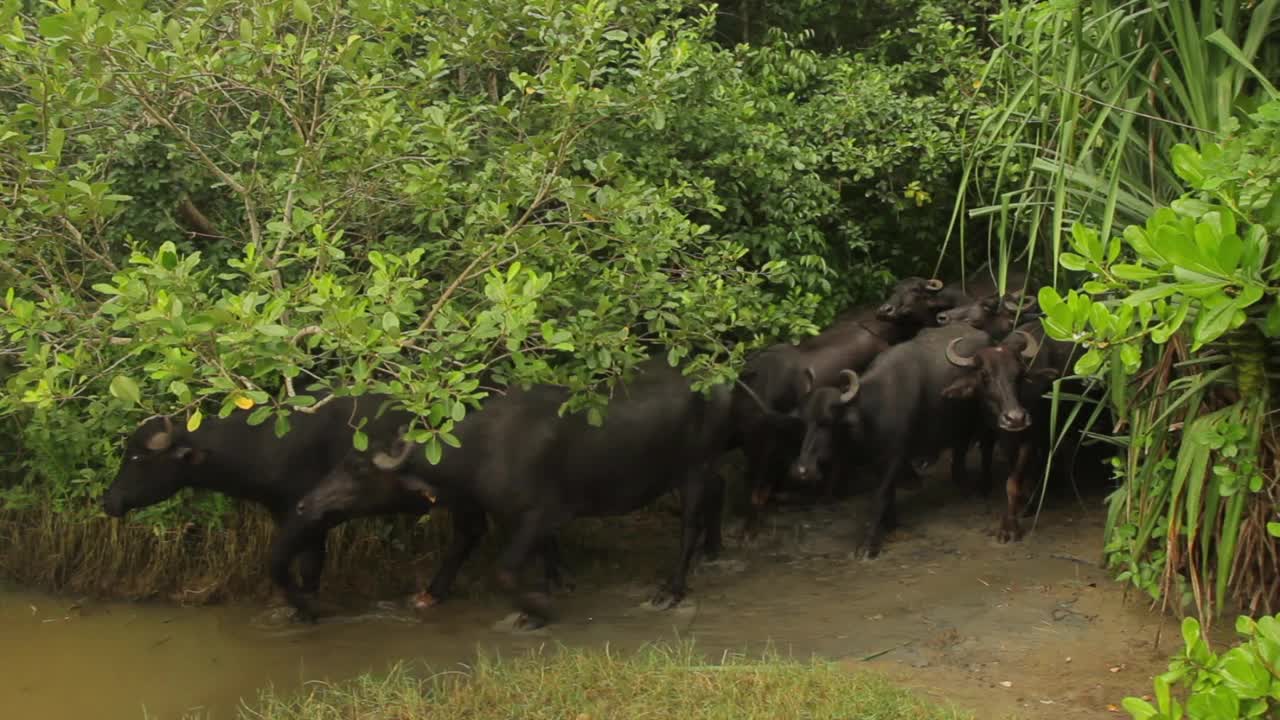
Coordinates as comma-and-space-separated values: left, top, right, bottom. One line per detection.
941, 374, 980, 399
172, 443, 206, 464
1028, 367, 1061, 383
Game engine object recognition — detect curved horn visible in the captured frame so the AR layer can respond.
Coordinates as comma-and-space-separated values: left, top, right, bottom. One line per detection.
802, 367, 816, 395
838, 369, 861, 403
1013, 330, 1041, 360
372, 426, 415, 471
1003, 290, 1035, 312
145, 416, 174, 451
945, 337, 977, 367
924, 278, 944, 292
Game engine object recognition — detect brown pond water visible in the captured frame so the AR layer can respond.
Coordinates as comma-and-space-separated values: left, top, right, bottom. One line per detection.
1, 469, 1198, 720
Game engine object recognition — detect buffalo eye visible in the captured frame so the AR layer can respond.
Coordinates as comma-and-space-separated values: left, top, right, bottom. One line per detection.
128, 454, 143, 462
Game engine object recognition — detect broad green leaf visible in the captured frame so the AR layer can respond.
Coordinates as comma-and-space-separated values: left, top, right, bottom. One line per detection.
1192, 293, 1240, 350
1074, 348, 1103, 376
425, 436, 443, 465
352, 430, 368, 452
1171, 144, 1205, 186
1112, 263, 1161, 281
186, 410, 203, 432
109, 375, 142, 406
1059, 252, 1088, 271
1121, 697, 1158, 720
294, 0, 313, 24
1217, 647, 1272, 699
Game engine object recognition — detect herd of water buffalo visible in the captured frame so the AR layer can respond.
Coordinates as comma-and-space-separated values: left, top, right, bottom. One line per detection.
99, 269, 1109, 629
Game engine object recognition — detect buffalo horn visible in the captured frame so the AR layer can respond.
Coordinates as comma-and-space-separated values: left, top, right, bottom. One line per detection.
945, 337, 977, 367
924, 278, 944, 292
1013, 330, 1041, 360
373, 426, 415, 470
802, 367, 817, 395
838, 369, 861, 403
145, 416, 174, 451
1003, 290, 1035, 312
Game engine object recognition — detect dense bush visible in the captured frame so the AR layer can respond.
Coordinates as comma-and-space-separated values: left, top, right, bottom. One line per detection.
0, 0, 985, 595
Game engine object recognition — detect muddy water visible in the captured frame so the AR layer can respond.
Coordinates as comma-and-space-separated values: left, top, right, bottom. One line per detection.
1, 478, 1190, 720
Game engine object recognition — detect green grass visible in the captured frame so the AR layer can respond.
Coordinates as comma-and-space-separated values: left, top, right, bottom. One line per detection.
231, 642, 970, 720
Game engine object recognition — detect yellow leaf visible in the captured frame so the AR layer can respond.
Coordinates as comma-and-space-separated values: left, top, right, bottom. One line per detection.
234, 395, 255, 410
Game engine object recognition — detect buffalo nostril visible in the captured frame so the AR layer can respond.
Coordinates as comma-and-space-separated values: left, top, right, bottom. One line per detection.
936, 313, 950, 325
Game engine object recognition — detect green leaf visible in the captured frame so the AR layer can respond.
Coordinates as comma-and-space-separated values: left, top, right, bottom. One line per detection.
186, 410, 202, 432
1171, 144, 1205, 186
1074, 348, 1103, 376
293, 0, 313, 24
1268, 522, 1280, 538
425, 435, 443, 465
1261, 300, 1280, 338
257, 323, 290, 337
1121, 697, 1158, 720
603, 29, 628, 42
381, 312, 400, 332
1111, 263, 1161, 281
1059, 252, 1088, 271
1120, 343, 1141, 374
1186, 686, 1239, 718
1217, 647, 1271, 699
1122, 284, 1178, 305
1192, 294, 1240, 350
286, 394, 316, 407
109, 375, 142, 406
352, 430, 368, 452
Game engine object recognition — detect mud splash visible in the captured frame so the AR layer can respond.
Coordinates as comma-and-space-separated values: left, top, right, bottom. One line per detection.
1, 475, 1192, 720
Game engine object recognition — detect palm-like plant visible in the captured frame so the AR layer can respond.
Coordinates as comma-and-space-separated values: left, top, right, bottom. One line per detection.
957, 0, 1280, 625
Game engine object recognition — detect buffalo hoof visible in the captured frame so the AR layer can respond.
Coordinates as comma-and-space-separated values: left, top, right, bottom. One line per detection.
997, 520, 1024, 544
412, 591, 442, 610
292, 605, 320, 625
645, 588, 686, 610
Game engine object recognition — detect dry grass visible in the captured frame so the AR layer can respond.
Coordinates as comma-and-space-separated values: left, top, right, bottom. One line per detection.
0, 503, 453, 603
230, 642, 971, 720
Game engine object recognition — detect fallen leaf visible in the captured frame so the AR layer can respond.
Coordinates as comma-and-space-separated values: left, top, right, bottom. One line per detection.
1106, 704, 1120, 712
1109, 665, 1125, 673
1065, 656, 1072, 663
999, 681, 1012, 688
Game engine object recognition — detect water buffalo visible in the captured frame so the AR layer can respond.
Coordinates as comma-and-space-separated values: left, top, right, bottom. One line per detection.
939, 322, 1082, 542
935, 290, 1040, 340
99, 394, 558, 621
784, 324, 1000, 557
304, 357, 736, 629
735, 305, 921, 529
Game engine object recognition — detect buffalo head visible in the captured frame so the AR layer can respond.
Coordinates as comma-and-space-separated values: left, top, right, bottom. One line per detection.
940, 331, 1058, 432
876, 277, 948, 325
788, 369, 862, 484
936, 291, 1037, 339
102, 415, 208, 517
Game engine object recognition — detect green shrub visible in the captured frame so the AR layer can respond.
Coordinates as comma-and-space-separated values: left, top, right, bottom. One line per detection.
1124, 615, 1280, 720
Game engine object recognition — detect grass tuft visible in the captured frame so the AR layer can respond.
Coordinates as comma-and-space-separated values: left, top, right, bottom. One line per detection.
232, 642, 970, 720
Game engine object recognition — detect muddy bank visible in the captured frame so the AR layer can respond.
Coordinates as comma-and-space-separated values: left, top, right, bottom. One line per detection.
2, 469, 1196, 720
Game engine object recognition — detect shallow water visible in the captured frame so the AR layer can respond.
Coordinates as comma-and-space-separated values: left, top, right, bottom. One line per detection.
1, 482, 1178, 720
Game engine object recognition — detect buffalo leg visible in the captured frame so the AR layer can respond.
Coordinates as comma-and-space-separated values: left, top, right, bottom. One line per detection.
979, 432, 996, 498
417, 503, 488, 608
701, 472, 725, 559
495, 516, 558, 629
269, 522, 320, 623
652, 470, 710, 609
540, 537, 575, 593
743, 430, 777, 535
297, 532, 328, 595
860, 456, 903, 559
1000, 443, 1033, 543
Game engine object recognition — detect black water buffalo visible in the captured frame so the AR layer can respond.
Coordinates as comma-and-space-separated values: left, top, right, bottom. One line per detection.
302, 357, 736, 629
99, 394, 558, 621
938, 322, 1083, 542
784, 324, 1001, 557
936, 290, 1040, 340
735, 305, 921, 528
